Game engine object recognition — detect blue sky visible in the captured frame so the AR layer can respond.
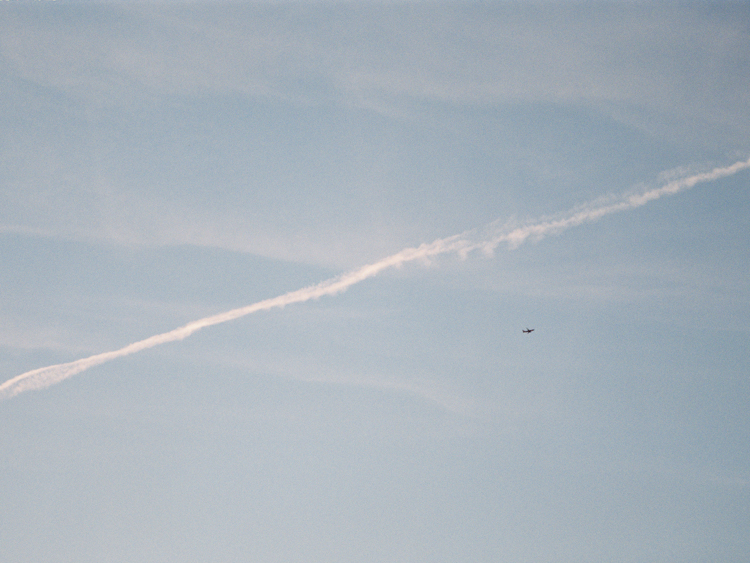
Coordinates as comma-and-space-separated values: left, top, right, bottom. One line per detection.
1, 2, 749, 562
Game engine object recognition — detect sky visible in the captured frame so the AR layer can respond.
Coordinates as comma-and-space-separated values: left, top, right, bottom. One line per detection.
1, 1, 749, 562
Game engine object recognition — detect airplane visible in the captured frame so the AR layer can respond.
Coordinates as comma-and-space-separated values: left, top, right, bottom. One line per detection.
522, 328, 534, 334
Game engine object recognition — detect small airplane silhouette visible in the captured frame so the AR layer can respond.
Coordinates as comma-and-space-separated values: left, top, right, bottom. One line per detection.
522, 328, 534, 334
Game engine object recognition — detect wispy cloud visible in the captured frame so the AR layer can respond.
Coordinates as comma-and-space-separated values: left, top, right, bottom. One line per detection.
2, 158, 748, 401
4, 5, 747, 143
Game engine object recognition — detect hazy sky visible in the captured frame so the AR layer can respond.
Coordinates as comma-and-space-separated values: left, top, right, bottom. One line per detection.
1, 2, 749, 562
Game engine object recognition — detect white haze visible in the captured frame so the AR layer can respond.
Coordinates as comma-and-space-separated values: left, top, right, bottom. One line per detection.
2, 157, 748, 401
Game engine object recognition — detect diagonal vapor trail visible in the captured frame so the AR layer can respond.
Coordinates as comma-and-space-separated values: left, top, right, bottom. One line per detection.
2, 157, 749, 401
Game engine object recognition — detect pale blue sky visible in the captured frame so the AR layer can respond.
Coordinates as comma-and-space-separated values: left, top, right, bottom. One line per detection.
1, 2, 749, 562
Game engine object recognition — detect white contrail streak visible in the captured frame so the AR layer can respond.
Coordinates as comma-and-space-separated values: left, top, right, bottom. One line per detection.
2, 157, 748, 401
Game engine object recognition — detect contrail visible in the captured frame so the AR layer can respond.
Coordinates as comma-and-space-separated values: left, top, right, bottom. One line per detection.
2, 157, 748, 400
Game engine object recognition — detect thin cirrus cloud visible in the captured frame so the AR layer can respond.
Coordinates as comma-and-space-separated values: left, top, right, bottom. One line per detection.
3, 6, 748, 131
1, 157, 748, 401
